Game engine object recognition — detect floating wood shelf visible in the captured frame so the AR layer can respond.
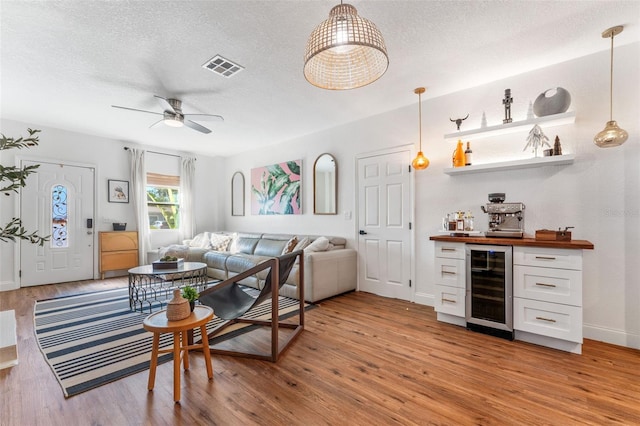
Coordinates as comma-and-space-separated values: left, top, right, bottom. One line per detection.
444, 154, 575, 175
444, 111, 576, 141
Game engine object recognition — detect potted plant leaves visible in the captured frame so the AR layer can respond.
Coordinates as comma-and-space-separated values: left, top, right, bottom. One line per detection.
181, 286, 199, 311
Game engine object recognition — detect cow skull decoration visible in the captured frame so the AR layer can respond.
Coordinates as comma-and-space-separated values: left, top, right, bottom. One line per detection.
450, 114, 469, 131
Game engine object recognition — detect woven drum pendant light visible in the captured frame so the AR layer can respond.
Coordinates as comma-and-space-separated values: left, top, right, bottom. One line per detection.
412, 87, 429, 170
304, 3, 389, 90
594, 25, 628, 148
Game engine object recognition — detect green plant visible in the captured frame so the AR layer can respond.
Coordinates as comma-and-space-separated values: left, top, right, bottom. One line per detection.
0, 129, 49, 245
181, 285, 198, 302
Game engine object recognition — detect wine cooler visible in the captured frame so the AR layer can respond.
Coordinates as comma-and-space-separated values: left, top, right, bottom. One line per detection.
465, 244, 513, 340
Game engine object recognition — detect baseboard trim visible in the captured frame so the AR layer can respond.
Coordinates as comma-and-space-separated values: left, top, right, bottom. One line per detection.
515, 330, 582, 354
0, 281, 18, 292
584, 324, 640, 350
413, 292, 434, 307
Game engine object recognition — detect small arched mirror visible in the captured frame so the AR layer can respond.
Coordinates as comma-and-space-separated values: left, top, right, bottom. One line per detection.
314, 153, 337, 215
231, 171, 245, 216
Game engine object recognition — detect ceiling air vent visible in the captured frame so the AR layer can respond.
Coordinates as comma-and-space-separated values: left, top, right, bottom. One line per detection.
202, 55, 244, 78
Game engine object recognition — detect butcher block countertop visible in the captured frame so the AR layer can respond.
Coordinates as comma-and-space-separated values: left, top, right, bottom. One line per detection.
429, 235, 594, 250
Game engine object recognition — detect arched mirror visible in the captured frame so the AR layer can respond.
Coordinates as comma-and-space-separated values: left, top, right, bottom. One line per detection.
314, 153, 337, 215
231, 171, 245, 216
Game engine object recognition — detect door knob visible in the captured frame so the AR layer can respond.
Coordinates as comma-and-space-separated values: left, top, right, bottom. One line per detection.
359, 230, 367, 235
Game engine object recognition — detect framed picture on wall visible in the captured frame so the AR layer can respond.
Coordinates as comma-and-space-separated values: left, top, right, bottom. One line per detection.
251, 160, 301, 215
108, 179, 129, 203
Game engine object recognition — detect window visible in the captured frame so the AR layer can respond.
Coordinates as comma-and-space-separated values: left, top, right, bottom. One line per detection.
51, 184, 68, 247
147, 173, 180, 230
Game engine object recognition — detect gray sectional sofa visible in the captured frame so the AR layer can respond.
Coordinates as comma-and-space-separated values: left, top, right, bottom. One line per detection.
148, 232, 357, 303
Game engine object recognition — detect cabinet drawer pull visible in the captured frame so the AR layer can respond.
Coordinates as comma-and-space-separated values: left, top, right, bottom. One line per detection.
442, 298, 456, 303
535, 282, 557, 288
441, 271, 457, 275
535, 316, 557, 323
535, 256, 557, 260
441, 248, 457, 252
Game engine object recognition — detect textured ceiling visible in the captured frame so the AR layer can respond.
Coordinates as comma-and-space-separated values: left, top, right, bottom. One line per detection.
1, 1, 639, 157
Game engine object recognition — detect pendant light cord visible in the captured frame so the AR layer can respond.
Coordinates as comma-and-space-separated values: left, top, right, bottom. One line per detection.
418, 92, 422, 151
609, 33, 614, 121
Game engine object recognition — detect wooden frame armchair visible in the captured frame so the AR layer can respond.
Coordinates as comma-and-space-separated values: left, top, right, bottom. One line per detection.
197, 250, 304, 362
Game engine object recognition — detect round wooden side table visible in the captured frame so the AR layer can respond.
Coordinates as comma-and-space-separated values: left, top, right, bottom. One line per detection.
143, 305, 214, 402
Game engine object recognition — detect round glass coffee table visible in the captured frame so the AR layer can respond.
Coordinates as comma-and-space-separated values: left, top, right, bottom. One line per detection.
128, 262, 207, 312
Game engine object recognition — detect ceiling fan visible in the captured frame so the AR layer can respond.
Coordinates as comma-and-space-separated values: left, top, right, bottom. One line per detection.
111, 95, 224, 134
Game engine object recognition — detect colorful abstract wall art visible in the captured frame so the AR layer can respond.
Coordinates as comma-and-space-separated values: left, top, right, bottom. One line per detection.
251, 160, 301, 215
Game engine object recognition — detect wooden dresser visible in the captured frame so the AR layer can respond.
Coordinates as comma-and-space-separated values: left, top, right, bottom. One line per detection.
99, 231, 139, 279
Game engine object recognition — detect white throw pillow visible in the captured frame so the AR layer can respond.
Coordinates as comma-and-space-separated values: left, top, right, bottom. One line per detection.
304, 236, 330, 253
293, 237, 311, 252
189, 232, 211, 248
159, 244, 189, 259
227, 233, 239, 253
210, 233, 232, 251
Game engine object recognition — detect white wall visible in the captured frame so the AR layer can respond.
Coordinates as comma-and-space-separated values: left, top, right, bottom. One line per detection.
221, 43, 640, 349
1, 43, 638, 348
0, 119, 225, 288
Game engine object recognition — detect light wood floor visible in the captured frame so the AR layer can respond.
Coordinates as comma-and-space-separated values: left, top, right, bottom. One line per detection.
1, 278, 639, 426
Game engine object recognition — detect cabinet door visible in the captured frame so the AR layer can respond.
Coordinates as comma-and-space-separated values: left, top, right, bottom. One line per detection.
513, 247, 582, 270
434, 242, 465, 260
101, 251, 138, 271
435, 258, 466, 288
514, 265, 582, 306
435, 285, 466, 317
514, 298, 582, 343
101, 231, 138, 252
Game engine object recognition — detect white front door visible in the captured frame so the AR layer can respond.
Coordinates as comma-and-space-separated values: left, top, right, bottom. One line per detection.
19, 161, 95, 286
357, 149, 413, 300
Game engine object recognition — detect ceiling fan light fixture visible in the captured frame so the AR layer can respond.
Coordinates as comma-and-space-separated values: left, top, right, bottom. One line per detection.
163, 113, 183, 128
594, 25, 628, 148
411, 87, 429, 170
304, 3, 389, 90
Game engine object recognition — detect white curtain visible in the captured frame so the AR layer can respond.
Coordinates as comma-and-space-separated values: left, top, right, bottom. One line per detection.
128, 148, 150, 264
180, 156, 196, 241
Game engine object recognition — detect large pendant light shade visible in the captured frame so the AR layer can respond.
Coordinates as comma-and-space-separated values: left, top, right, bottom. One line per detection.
411, 87, 429, 170
594, 25, 628, 148
304, 3, 389, 90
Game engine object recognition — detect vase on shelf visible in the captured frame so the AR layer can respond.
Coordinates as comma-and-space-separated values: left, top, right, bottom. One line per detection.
452, 140, 465, 167
166, 289, 190, 321
533, 87, 571, 117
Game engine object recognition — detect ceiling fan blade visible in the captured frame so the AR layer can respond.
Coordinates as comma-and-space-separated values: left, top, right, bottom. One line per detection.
154, 95, 176, 113
149, 119, 164, 128
111, 105, 163, 116
183, 113, 224, 122
184, 120, 212, 134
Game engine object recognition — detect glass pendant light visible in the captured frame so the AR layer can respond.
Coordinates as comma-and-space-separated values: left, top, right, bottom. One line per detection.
412, 87, 429, 170
304, 3, 389, 90
594, 25, 628, 148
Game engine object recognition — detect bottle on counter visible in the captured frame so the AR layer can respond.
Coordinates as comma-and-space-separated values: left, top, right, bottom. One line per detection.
465, 141, 472, 166
464, 211, 474, 231
456, 211, 465, 231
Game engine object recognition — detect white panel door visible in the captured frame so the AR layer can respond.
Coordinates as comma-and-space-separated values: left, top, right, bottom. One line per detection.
357, 150, 412, 300
20, 161, 95, 286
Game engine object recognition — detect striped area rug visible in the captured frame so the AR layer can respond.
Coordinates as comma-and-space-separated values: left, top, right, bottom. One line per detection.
34, 286, 307, 397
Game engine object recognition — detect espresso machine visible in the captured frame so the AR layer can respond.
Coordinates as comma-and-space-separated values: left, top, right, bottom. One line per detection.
481, 193, 525, 238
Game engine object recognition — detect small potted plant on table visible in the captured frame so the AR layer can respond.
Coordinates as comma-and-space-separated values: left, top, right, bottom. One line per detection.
181, 286, 199, 312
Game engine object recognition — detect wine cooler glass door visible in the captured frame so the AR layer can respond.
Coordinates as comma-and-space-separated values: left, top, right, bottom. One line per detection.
466, 245, 513, 332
